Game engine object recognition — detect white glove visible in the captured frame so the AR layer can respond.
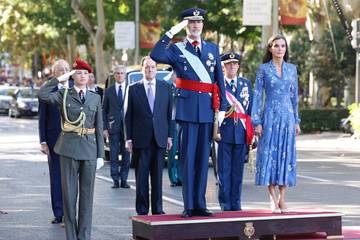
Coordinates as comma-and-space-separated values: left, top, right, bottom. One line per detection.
96, 158, 104, 170
218, 111, 226, 126
57, 70, 76, 82
167, 20, 188, 38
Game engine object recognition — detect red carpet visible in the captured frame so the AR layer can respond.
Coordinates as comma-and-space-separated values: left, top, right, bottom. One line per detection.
261, 227, 360, 239
132, 209, 340, 223
132, 210, 360, 239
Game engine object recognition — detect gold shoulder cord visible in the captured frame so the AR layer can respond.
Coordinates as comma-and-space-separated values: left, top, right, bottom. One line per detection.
225, 104, 235, 118
61, 88, 86, 133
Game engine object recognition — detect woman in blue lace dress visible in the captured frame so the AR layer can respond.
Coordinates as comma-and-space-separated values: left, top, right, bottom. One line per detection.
251, 34, 301, 213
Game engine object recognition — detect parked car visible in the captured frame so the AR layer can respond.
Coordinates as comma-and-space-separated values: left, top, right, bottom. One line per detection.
8, 87, 40, 118
0, 86, 16, 114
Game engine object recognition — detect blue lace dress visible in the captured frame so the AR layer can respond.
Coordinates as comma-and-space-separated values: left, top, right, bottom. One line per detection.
251, 60, 300, 187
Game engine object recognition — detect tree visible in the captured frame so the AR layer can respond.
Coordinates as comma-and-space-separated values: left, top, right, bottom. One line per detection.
71, 0, 106, 83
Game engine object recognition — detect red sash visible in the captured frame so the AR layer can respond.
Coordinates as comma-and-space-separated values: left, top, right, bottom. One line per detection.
175, 77, 220, 110
228, 112, 255, 145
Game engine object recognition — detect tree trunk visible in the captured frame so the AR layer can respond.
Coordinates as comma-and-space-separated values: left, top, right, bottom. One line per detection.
95, 0, 106, 84
71, 0, 106, 84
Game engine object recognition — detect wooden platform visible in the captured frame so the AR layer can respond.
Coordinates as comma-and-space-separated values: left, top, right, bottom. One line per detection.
131, 209, 343, 240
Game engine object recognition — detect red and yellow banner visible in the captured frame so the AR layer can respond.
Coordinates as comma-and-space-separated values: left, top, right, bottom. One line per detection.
140, 22, 160, 49
280, 0, 307, 25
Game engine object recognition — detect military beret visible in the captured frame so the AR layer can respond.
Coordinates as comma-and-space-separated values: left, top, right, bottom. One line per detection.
221, 52, 241, 64
180, 7, 206, 21
72, 58, 93, 73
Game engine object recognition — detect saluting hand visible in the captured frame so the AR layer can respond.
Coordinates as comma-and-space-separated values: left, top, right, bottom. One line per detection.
167, 20, 188, 38
57, 70, 76, 82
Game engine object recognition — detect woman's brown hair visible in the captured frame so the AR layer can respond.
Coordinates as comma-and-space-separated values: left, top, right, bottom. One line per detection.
262, 34, 289, 63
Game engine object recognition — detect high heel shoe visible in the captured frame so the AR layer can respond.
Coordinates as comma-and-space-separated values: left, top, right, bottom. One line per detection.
278, 201, 289, 214
270, 199, 281, 214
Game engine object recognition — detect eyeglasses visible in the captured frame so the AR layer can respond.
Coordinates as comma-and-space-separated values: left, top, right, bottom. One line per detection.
75, 70, 89, 75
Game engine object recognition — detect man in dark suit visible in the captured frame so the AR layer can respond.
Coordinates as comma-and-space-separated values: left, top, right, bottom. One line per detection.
150, 7, 226, 217
38, 59, 73, 224
88, 72, 103, 100
125, 56, 173, 215
103, 65, 130, 189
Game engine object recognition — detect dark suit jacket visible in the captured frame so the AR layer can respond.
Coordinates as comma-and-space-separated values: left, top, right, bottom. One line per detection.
125, 79, 173, 148
102, 84, 127, 135
90, 85, 103, 101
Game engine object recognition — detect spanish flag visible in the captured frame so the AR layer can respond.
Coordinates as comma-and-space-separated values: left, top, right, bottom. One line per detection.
140, 22, 161, 49
280, 0, 307, 25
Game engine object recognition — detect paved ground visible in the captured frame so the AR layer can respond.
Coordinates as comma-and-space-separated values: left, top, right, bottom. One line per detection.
0, 115, 359, 239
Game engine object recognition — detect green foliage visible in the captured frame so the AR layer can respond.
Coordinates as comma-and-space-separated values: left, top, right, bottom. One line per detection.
348, 103, 360, 136
284, 3, 356, 107
299, 108, 349, 133
241, 44, 262, 82
288, 27, 312, 91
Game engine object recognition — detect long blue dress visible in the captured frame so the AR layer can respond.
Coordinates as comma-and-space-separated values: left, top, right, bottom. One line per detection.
251, 60, 300, 187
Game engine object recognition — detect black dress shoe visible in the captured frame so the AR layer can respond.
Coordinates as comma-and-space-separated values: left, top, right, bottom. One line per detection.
170, 183, 176, 187
111, 181, 120, 189
120, 181, 130, 188
51, 217, 63, 224
176, 181, 182, 186
153, 211, 165, 215
193, 208, 213, 216
181, 209, 192, 218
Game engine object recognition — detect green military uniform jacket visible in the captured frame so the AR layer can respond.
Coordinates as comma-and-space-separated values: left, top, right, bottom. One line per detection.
38, 78, 104, 160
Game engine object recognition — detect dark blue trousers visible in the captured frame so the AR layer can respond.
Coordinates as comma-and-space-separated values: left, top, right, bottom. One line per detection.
217, 142, 246, 211
178, 122, 212, 210
109, 132, 130, 182
133, 139, 165, 215
47, 141, 63, 218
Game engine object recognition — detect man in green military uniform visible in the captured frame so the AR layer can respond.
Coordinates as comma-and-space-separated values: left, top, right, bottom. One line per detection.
38, 58, 104, 240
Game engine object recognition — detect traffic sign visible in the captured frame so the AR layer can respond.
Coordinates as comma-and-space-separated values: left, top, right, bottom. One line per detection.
114, 21, 135, 49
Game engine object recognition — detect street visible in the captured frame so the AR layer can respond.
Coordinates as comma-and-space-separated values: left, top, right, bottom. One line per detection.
0, 115, 359, 240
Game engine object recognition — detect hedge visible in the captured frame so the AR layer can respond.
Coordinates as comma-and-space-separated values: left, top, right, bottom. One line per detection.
299, 108, 349, 133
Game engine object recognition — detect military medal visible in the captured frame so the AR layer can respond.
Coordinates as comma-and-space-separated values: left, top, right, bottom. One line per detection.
209, 66, 214, 72
208, 53, 214, 60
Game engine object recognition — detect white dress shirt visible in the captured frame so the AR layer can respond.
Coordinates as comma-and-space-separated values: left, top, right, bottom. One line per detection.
74, 85, 87, 98
224, 77, 237, 86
